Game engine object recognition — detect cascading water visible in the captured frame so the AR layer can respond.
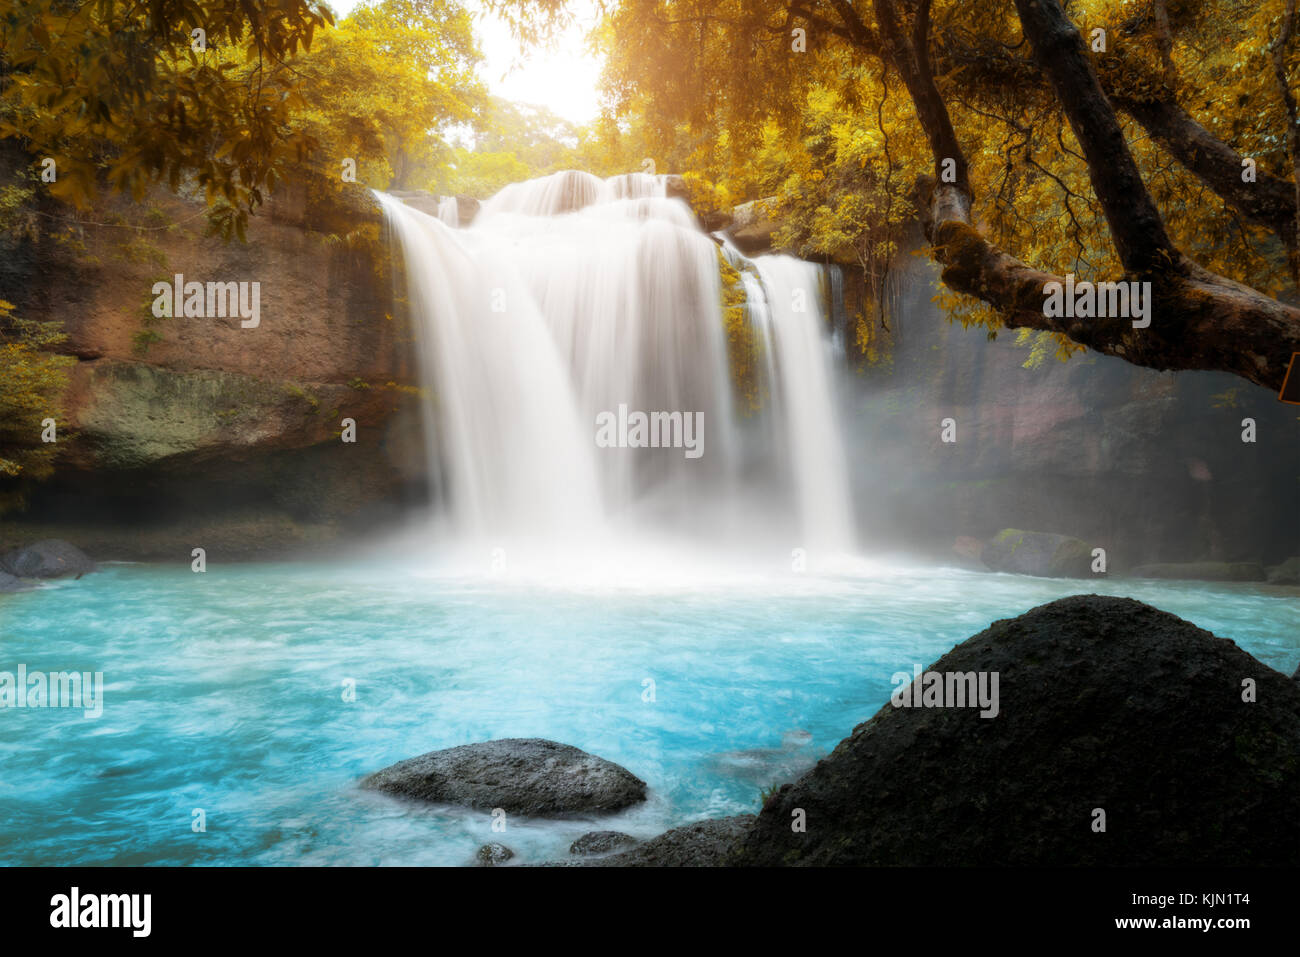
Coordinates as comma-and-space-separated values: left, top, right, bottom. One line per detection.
377, 170, 857, 554
745, 255, 857, 553
435, 196, 459, 226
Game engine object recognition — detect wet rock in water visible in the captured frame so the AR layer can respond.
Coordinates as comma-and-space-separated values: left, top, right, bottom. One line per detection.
589, 816, 755, 867
733, 595, 1300, 866
0, 539, 96, 579
475, 843, 514, 867
1129, 561, 1266, 582
981, 529, 1094, 578
569, 830, 640, 856
360, 738, 647, 817
0, 570, 32, 593
707, 729, 818, 786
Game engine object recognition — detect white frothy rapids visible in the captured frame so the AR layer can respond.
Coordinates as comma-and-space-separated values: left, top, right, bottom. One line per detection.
376, 170, 857, 556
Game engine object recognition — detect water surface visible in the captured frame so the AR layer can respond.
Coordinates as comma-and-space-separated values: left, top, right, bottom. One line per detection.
1, 556, 1295, 866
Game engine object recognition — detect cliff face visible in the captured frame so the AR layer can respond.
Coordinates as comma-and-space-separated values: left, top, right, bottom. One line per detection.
840, 245, 1300, 569
6, 170, 1295, 565
1, 163, 429, 559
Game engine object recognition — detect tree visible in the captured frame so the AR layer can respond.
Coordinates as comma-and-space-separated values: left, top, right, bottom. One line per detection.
1, 0, 335, 238
530, 0, 1300, 392
0, 299, 74, 516
284, 0, 485, 191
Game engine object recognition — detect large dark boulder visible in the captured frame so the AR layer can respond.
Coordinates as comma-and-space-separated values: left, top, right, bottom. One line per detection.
733, 595, 1300, 866
0, 539, 96, 579
360, 738, 647, 817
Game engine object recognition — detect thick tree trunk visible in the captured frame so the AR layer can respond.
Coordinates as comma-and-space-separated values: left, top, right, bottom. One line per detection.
929, 29, 1300, 250
1112, 93, 1299, 251
1013, 0, 1179, 276
819, 0, 1300, 391
919, 174, 1300, 389
930, 0, 1300, 392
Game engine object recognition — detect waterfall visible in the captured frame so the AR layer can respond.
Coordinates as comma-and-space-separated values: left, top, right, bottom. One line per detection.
747, 256, 857, 553
435, 196, 459, 226
377, 171, 856, 553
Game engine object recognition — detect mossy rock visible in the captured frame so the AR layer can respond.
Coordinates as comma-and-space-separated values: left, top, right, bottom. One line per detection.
982, 528, 1096, 578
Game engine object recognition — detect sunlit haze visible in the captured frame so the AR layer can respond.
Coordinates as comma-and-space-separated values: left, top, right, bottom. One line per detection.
328, 0, 605, 123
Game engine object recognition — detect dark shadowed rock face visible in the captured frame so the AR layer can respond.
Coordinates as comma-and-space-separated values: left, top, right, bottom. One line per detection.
733, 595, 1300, 866
569, 830, 639, 856
589, 816, 755, 867
0, 540, 96, 579
1268, 557, 1300, 585
360, 738, 647, 817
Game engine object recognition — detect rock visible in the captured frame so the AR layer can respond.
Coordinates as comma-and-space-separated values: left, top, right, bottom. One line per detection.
1266, 557, 1300, 585
733, 595, 1300, 866
0, 570, 33, 593
699, 209, 735, 232
981, 529, 1094, 578
727, 198, 780, 254
360, 738, 647, 817
947, 535, 986, 570
1129, 561, 1266, 582
589, 816, 755, 866
0, 539, 96, 579
569, 830, 640, 856
0, 155, 422, 561
474, 843, 514, 867
388, 189, 441, 218
454, 195, 481, 227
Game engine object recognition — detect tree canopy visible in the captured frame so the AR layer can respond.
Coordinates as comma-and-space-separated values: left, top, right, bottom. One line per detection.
573, 0, 1300, 391
3, 0, 1297, 393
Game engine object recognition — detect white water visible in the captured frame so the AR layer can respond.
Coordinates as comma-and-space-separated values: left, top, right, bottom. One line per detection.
435, 196, 459, 226
748, 255, 857, 552
377, 171, 857, 554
